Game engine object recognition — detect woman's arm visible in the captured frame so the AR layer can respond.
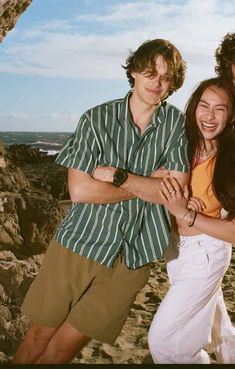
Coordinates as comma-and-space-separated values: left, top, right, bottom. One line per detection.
159, 177, 235, 244
190, 213, 235, 244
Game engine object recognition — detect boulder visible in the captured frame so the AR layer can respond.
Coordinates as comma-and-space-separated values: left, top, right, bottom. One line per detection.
0, 0, 32, 42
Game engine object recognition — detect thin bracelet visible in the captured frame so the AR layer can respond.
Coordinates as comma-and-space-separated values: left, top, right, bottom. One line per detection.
188, 211, 197, 227
180, 209, 189, 221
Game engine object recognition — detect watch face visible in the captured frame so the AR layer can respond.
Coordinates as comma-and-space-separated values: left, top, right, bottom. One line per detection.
116, 170, 126, 181
113, 169, 128, 186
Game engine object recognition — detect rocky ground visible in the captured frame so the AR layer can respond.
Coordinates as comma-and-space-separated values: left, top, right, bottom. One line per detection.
0, 142, 234, 364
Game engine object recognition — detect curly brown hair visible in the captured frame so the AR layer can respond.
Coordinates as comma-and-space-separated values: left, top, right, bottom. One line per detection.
123, 39, 186, 96
215, 32, 235, 79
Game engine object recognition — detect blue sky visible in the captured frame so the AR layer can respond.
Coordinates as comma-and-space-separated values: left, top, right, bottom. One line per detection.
0, 0, 234, 132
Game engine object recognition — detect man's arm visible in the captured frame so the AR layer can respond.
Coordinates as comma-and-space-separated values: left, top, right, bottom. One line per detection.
121, 170, 189, 204
68, 168, 134, 204
92, 166, 189, 205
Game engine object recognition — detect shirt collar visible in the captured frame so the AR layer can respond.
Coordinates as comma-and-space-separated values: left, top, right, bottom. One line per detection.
120, 90, 167, 127
119, 91, 132, 122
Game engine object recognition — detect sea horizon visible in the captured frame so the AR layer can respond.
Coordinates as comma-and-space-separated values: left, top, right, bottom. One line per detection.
0, 131, 72, 155
0, 129, 72, 133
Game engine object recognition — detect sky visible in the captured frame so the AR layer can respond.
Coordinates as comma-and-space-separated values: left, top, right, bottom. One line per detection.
0, 0, 235, 132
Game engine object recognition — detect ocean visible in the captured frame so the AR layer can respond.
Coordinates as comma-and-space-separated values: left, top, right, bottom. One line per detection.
0, 131, 72, 155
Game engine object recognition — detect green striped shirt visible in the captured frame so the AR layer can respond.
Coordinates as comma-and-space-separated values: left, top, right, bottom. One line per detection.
54, 92, 189, 269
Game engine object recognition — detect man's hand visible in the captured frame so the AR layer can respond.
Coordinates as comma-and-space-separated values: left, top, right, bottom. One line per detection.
151, 167, 170, 178
93, 166, 116, 182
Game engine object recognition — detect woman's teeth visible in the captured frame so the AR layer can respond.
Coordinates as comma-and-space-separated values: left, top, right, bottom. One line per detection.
202, 122, 216, 129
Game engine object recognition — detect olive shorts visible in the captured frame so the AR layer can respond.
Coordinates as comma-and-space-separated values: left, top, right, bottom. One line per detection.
21, 239, 150, 344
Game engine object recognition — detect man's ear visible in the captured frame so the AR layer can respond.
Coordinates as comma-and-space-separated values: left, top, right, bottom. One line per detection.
131, 72, 136, 79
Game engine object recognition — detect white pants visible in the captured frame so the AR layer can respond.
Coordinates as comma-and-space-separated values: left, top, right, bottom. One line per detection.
148, 234, 235, 364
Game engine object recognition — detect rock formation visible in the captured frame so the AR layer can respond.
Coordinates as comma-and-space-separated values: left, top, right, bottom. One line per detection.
0, 142, 68, 362
0, 0, 32, 42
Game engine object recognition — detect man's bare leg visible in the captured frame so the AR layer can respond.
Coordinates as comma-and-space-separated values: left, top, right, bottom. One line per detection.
12, 321, 91, 364
37, 321, 91, 364
12, 323, 58, 364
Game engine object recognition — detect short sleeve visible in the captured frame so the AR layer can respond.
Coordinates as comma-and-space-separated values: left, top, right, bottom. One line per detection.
55, 114, 99, 174
164, 113, 190, 173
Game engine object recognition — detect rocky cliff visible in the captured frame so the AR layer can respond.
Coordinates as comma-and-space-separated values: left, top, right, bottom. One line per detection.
0, 0, 32, 42
0, 142, 68, 362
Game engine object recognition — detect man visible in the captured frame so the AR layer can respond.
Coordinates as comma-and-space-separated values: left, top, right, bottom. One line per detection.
13, 38, 189, 364
215, 32, 235, 86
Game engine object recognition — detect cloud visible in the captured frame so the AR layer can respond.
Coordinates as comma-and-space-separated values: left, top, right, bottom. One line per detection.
0, 112, 29, 119
0, 0, 234, 85
43, 113, 78, 120
76, 1, 181, 26
0, 112, 78, 120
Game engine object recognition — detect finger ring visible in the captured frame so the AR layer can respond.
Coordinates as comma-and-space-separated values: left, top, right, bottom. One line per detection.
170, 190, 176, 194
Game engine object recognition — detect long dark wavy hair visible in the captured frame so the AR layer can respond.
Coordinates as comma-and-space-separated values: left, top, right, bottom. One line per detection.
185, 77, 235, 220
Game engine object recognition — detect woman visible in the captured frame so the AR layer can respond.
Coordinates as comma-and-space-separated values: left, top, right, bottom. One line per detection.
148, 77, 235, 364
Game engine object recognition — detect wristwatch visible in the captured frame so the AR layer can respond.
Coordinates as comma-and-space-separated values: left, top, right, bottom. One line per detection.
112, 168, 128, 187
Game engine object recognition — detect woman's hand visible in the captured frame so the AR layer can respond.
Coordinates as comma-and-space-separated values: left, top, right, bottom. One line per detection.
159, 177, 189, 219
188, 196, 206, 213
93, 166, 116, 182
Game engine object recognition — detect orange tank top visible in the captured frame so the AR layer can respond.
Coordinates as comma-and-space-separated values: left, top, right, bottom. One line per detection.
191, 156, 221, 218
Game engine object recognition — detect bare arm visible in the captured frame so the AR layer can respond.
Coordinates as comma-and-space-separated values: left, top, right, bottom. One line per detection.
68, 168, 134, 204
191, 214, 235, 244
160, 177, 235, 244
93, 166, 189, 205
121, 170, 189, 204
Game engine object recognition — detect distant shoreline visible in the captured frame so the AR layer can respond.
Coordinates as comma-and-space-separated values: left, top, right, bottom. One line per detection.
0, 130, 72, 133
0, 131, 72, 155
